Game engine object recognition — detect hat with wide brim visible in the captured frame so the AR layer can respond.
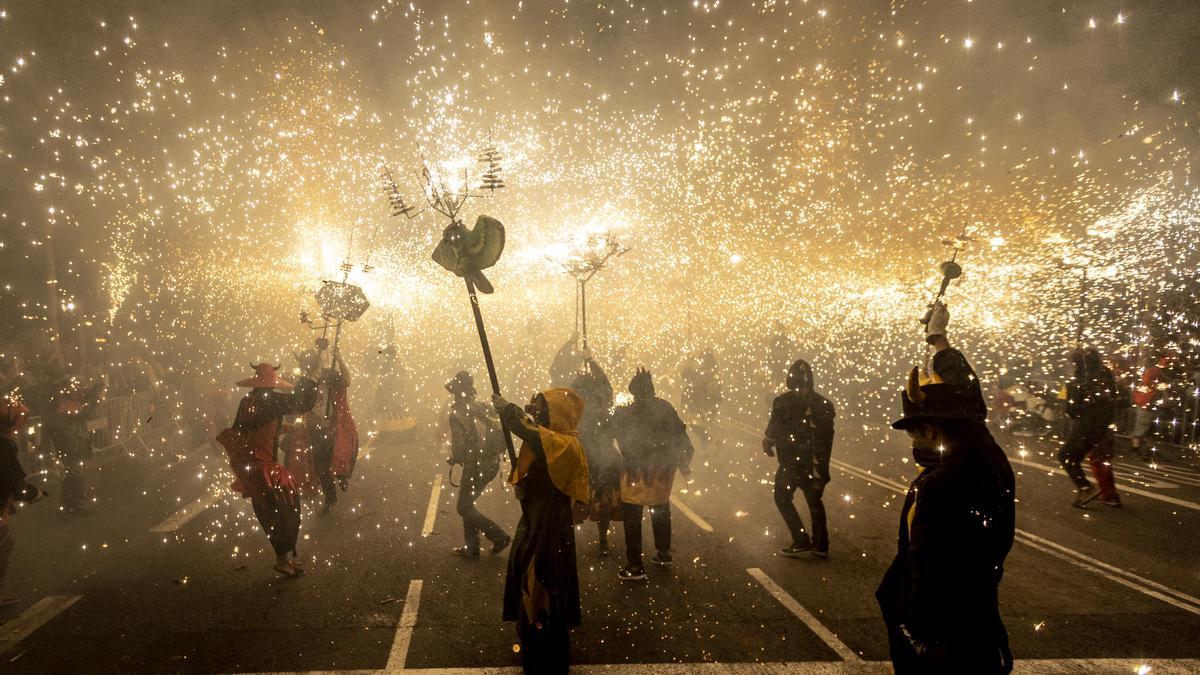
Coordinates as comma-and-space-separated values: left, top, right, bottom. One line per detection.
237, 363, 293, 389
891, 367, 979, 430
445, 370, 475, 396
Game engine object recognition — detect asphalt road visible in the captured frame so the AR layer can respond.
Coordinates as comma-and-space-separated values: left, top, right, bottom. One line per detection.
2, 411, 1200, 674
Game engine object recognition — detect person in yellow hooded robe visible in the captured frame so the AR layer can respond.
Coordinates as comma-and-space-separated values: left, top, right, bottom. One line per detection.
492, 388, 589, 674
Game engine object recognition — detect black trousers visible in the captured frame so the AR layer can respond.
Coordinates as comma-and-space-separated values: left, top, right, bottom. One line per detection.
622, 501, 670, 567
310, 428, 338, 505
774, 458, 827, 548
457, 461, 506, 553
1059, 420, 1107, 489
253, 494, 302, 556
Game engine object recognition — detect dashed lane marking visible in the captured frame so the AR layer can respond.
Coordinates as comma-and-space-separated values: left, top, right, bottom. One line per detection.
150, 491, 222, 533
670, 494, 714, 533
0, 595, 81, 655
748, 567, 862, 661
830, 458, 1200, 617
421, 475, 443, 537
1008, 454, 1200, 511
1113, 461, 1200, 488
385, 579, 423, 671
716, 417, 1200, 618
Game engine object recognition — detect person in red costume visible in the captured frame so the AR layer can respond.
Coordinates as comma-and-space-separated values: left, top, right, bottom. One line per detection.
302, 338, 360, 512
218, 363, 318, 578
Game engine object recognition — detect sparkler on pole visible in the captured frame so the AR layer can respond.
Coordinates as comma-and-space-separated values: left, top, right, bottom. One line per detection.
553, 232, 630, 353
300, 262, 371, 416
379, 149, 517, 464
920, 227, 975, 326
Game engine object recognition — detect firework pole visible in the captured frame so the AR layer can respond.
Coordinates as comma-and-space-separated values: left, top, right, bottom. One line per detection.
381, 150, 517, 464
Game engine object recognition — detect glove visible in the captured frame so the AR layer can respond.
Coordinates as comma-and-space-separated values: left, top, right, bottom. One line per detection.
761, 437, 776, 457
491, 393, 510, 415
924, 301, 949, 341
315, 337, 330, 350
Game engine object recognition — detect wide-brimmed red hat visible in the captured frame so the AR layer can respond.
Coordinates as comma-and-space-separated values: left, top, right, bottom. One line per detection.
236, 363, 293, 389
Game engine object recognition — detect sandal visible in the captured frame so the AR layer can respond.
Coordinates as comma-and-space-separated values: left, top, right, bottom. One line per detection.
273, 562, 305, 578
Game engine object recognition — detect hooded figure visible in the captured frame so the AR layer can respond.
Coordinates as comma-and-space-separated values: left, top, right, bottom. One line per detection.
218, 363, 318, 578
1058, 347, 1119, 507
571, 355, 623, 556
493, 388, 589, 674
762, 359, 836, 558
611, 368, 694, 580
877, 368, 1015, 674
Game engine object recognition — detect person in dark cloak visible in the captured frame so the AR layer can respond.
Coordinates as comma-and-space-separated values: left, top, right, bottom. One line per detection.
0, 393, 48, 607
877, 368, 1015, 674
570, 351, 622, 557
610, 368, 694, 581
217, 363, 318, 577
761, 359, 836, 558
1059, 346, 1119, 508
492, 388, 589, 674
445, 371, 511, 559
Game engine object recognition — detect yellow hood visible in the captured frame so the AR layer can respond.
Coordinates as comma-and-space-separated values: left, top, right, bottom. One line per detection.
510, 387, 590, 503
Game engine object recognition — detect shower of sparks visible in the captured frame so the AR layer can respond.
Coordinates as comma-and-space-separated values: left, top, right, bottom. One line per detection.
0, 1, 1198, 556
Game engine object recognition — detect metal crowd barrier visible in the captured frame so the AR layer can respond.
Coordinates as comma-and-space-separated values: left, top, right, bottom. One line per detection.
21, 388, 184, 463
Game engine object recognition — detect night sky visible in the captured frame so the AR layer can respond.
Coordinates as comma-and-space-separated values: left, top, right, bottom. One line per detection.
1, 0, 1197, 417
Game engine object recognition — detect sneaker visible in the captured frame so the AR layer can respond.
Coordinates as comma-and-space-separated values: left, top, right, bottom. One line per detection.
490, 535, 512, 555
1073, 485, 1100, 508
450, 547, 480, 560
618, 566, 648, 582
1100, 497, 1123, 508
780, 542, 813, 558
811, 546, 829, 560
651, 552, 673, 567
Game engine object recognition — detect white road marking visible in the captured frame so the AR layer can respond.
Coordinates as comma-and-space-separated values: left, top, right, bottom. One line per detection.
230, 658, 1200, 674
670, 495, 714, 533
829, 458, 1200, 617
1008, 455, 1200, 511
1114, 461, 1200, 488
150, 491, 222, 533
747, 567, 861, 661
421, 475, 443, 537
0, 595, 81, 654
385, 580, 423, 671
1016, 530, 1200, 615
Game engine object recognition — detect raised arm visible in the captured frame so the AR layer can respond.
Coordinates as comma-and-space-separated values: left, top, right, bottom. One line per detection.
495, 398, 544, 459
334, 351, 351, 387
